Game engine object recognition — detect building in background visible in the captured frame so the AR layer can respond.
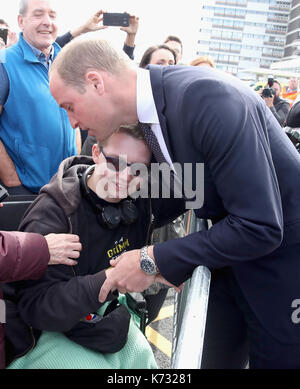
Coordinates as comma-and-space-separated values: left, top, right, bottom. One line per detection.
196, 0, 293, 80
284, 0, 300, 59
269, 0, 300, 98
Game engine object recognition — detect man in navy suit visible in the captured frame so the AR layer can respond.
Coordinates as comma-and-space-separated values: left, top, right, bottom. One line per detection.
49, 38, 300, 369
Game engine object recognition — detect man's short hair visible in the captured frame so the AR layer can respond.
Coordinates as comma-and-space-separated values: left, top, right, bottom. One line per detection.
164, 35, 183, 52
273, 80, 281, 89
19, 0, 28, 16
50, 38, 131, 94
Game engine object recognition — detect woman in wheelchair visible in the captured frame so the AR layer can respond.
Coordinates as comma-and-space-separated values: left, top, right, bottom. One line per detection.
4, 123, 185, 369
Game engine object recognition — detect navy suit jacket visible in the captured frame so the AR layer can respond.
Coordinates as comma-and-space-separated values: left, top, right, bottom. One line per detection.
150, 65, 300, 343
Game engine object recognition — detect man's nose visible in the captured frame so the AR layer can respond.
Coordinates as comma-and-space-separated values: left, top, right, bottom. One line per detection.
68, 114, 79, 129
117, 166, 132, 181
41, 13, 51, 25
125, 167, 136, 182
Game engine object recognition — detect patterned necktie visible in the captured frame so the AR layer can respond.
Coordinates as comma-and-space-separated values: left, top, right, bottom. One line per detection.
140, 123, 167, 164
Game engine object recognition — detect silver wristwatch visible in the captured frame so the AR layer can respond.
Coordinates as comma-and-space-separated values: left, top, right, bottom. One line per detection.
140, 246, 159, 275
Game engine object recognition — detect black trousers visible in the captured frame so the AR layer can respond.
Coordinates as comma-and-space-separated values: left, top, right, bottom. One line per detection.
201, 267, 300, 369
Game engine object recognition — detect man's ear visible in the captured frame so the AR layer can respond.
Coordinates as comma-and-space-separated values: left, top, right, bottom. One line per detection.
18, 15, 24, 30
86, 71, 104, 95
92, 143, 100, 164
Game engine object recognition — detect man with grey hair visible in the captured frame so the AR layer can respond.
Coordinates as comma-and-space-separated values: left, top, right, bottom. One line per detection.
0, 1, 139, 195
0, 0, 77, 194
49, 37, 300, 369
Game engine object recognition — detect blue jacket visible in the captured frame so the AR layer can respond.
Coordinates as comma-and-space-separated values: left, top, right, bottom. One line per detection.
150, 65, 300, 343
0, 33, 76, 193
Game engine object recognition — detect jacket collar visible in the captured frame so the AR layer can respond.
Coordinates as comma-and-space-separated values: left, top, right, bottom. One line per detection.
18, 32, 60, 64
148, 64, 173, 159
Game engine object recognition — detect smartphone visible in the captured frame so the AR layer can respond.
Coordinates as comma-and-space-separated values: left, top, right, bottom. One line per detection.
0, 28, 8, 45
0, 185, 8, 202
103, 12, 130, 27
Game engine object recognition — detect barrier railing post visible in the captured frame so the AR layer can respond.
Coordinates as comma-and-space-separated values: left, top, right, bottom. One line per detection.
0, 299, 6, 324
171, 212, 211, 369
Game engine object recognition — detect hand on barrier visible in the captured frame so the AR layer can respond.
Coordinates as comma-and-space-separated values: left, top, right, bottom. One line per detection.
154, 274, 184, 293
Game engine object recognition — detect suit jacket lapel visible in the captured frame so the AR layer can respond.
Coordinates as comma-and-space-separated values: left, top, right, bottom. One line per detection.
148, 65, 174, 161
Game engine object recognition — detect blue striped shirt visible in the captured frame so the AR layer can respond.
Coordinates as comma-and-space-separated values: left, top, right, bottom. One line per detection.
0, 38, 59, 105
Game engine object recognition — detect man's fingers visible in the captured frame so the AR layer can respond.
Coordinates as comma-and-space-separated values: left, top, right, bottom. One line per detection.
173, 284, 185, 293
99, 280, 113, 303
64, 235, 82, 254
99, 281, 119, 302
67, 249, 81, 259
109, 257, 122, 267
65, 234, 80, 243
48, 257, 78, 266
67, 242, 82, 252
51, 259, 78, 266
155, 274, 184, 292
177, 283, 185, 292
64, 259, 78, 266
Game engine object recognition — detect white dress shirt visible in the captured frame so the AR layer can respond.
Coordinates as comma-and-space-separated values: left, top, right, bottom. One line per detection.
136, 67, 174, 169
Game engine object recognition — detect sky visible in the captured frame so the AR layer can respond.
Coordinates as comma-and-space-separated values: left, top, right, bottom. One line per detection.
3, 0, 202, 64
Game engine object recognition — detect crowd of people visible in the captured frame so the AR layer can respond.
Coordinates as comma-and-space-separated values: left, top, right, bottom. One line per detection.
0, 0, 300, 371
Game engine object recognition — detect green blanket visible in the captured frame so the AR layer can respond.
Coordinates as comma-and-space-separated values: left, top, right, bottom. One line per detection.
8, 295, 157, 369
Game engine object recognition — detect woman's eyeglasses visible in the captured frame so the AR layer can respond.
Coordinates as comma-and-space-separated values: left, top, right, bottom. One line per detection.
100, 146, 149, 177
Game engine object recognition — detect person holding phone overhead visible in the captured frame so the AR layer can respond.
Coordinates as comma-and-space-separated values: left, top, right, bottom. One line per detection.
0, 1, 139, 196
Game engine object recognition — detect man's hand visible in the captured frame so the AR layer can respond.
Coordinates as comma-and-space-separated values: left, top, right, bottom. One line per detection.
120, 14, 139, 35
263, 95, 275, 108
121, 14, 139, 48
99, 248, 183, 302
0, 139, 22, 187
154, 274, 185, 292
7, 31, 18, 48
99, 249, 155, 302
0, 38, 5, 50
45, 233, 82, 266
70, 10, 108, 38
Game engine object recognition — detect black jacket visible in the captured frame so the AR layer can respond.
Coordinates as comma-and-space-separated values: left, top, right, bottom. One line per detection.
4, 156, 185, 365
148, 65, 300, 343
286, 98, 300, 128
269, 96, 290, 126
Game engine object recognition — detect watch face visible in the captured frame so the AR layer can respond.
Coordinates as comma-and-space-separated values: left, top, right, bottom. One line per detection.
141, 258, 156, 274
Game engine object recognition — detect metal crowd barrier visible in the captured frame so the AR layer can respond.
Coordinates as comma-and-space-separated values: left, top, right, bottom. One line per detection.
171, 212, 211, 369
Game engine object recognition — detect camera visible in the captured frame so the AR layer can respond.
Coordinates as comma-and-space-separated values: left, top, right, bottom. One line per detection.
103, 12, 130, 27
285, 127, 300, 153
262, 76, 275, 98
0, 28, 8, 46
